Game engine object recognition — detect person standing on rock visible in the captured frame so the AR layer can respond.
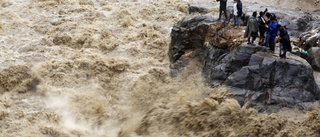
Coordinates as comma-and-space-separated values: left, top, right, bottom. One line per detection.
258, 11, 267, 45
233, 0, 242, 28
244, 11, 259, 45
277, 24, 292, 59
217, 0, 228, 22
265, 15, 278, 51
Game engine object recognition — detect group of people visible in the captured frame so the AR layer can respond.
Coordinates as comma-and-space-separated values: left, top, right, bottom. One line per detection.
217, 0, 292, 59
244, 9, 292, 59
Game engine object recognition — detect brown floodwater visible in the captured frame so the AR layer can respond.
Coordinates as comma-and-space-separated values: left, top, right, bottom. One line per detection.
1, 0, 320, 136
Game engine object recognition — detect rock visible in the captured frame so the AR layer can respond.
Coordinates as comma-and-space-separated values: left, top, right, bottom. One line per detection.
169, 15, 320, 112
206, 44, 320, 111
169, 15, 215, 63
188, 3, 213, 14
300, 28, 320, 50
307, 47, 320, 71
169, 15, 246, 76
223, 49, 320, 110
169, 15, 220, 76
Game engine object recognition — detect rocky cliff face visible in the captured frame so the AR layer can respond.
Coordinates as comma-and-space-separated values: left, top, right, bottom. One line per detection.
169, 15, 320, 112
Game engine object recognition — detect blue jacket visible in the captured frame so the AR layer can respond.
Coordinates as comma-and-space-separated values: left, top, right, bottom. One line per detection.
267, 21, 278, 37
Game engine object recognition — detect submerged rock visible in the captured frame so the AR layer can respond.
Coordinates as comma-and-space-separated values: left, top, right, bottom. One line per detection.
169, 15, 320, 112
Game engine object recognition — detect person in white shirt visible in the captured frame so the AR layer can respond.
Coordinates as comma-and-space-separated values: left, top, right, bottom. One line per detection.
233, 0, 238, 27
233, 0, 242, 28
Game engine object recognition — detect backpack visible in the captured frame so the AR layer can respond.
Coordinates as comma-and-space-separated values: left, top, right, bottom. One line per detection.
237, 1, 243, 16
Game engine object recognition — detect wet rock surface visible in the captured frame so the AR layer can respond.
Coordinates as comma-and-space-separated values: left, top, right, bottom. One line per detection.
307, 47, 320, 71
300, 28, 320, 50
169, 15, 320, 112
188, 3, 213, 14
223, 47, 320, 111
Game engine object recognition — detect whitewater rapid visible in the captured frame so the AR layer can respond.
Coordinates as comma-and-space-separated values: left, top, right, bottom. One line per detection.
0, 0, 320, 136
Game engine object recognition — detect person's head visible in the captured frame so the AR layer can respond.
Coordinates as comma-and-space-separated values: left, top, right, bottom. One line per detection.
259, 11, 264, 17
270, 15, 276, 22
276, 24, 282, 30
266, 13, 271, 19
253, 11, 257, 17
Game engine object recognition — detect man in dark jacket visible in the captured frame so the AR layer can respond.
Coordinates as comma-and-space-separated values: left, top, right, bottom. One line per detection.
258, 11, 267, 45
277, 24, 292, 59
217, 0, 228, 21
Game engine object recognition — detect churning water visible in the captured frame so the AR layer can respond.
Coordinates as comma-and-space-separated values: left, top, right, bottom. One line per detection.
0, 0, 320, 136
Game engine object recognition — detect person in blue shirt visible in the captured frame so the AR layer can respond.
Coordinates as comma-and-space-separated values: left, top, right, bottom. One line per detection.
276, 24, 292, 59
265, 15, 278, 51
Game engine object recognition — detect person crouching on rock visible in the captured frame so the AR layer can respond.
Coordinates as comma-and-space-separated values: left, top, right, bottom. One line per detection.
276, 24, 292, 59
265, 15, 278, 51
258, 11, 267, 45
244, 11, 259, 45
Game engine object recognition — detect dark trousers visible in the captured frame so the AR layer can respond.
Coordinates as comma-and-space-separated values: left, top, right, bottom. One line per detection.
219, 8, 228, 21
280, 42, 287, 58
268, 36, 276, 51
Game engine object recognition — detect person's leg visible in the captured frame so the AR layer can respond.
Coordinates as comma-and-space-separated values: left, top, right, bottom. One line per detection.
233, 15, 236, 26
252, 35, 256, 44
248, 37, 251, 44
269, 36, 275, 51
224, 9, 228, 21
279, 42, 284, 58
218, 8, 222, 20
236, 16, 240, 26
259, 30, 264, 44
264, 33, 269, 47
283, 43, 287, 58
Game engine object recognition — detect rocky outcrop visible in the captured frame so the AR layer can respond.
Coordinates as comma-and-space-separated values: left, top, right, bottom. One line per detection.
169, 15, 320, 112
223, 47, 320, 111
307, 47, 320, 71
169, 15, 246, 77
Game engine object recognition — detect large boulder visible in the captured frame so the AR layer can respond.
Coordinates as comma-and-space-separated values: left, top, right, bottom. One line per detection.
307, 47, 320, 71
169, 15, 215, 77
188, 3, 213, 14
222, 46, 320, 111
169, 15, 245, 77
206, 44, 320, 112
169, 15, 320, 112
300, 28, 320, 50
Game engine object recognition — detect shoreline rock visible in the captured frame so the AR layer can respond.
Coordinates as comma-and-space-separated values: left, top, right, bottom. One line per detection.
169, 15, 320, 112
